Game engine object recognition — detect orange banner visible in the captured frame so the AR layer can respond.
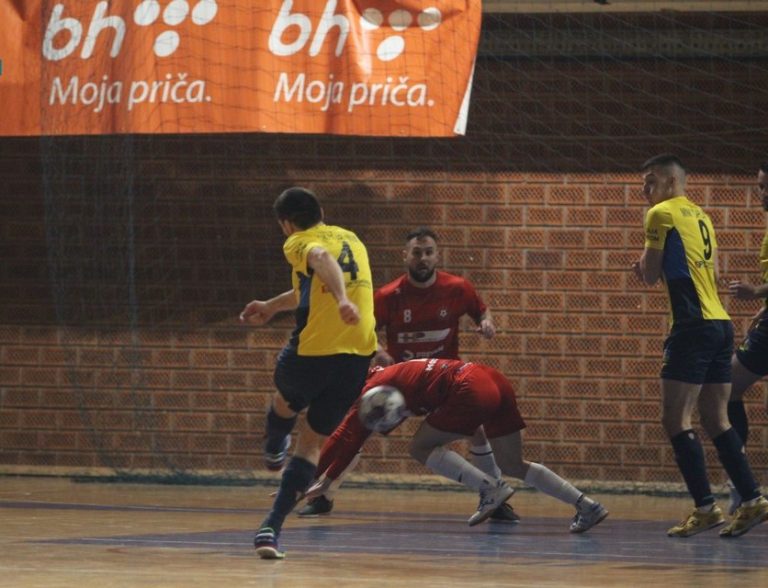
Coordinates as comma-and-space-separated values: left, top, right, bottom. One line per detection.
0, 1, 481, 137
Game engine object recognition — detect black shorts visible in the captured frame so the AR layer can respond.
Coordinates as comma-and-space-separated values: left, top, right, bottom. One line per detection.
735, 320, 768, 376
661, 320, 733, 384
274, 347, 372, 436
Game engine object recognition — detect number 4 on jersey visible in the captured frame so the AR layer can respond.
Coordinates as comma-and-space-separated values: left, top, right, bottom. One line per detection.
337, 241, 359, 280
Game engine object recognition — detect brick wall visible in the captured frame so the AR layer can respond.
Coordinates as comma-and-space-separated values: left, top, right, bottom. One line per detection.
1, 12, 768, 485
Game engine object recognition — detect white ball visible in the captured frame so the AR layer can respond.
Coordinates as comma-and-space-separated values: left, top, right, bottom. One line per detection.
359, 385, 406, 432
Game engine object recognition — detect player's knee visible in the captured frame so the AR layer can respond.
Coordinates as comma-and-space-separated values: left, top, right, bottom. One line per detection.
409, 441, 432, 464
496, 456, 526, 479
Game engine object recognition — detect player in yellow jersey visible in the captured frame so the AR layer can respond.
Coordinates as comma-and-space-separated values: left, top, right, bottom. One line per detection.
633, 154, 767, 538
725, 162, 768, 515
239, 187, 376, 559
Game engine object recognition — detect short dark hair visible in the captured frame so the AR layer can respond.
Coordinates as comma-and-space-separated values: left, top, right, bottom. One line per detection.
273, 187, 322, 229
641, 153, 686, 173
406, 227, 438, 243
760, 162, 768, 174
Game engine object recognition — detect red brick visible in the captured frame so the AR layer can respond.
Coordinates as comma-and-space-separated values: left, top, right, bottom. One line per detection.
527, 207, 564, 226
606, 208, 643, 227
3, 346, 40, 364
524, 292, 564, 311
507, 185, 545, 203
484, 206, 522, 225
566, 207, 604, 226
545, 313, 584, 333
548, 186, 586, 205
565, 251, 603, 269
191, 350, 229, 369
525, 251, 563, 269
588, 186, 626, 205
446, 205, 482, 223
507, 229, 546, 248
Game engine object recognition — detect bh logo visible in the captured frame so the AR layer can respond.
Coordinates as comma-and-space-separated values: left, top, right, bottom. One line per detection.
270, 1, 442, 61
43, 0, 218, 61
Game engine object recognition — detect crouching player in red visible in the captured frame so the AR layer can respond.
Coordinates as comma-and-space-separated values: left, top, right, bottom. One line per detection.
305, 358, 608, 532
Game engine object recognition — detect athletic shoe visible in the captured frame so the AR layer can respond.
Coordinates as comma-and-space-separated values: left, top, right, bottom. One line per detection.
570, 502, 608, 533
489, 502, 521, 523
720, 496, 768, 538
667, 506, 725, 537
254, 527, 285, 560
264, 436, 291, 472
297, 495, 334, 517
468, 480, 515, 527
726, 479, 742, 516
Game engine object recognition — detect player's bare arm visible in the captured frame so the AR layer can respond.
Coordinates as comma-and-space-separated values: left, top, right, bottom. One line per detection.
239, 290, 296, 325
632, 248, 663, 285
372, 340, 395, 366
476, 311, 496, 339
307, 246, 360, 325
728, 280, 768, 301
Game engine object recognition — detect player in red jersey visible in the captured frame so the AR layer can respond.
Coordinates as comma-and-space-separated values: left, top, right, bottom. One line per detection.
299, 228, 512, 519
304, 359, 608, 533
371, 227, 494, 366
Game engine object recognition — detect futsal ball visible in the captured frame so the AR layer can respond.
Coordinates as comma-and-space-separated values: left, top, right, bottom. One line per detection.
358, 385, 406, 433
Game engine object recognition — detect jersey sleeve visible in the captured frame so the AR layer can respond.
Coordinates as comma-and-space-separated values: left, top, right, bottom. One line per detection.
316, 403, 372, 480
644, 205, 674, 251
461, 279, 487, 323
283, 233, 323, 275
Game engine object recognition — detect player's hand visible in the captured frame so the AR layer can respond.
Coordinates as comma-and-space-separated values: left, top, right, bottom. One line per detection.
304, 477, 332, 501
728, 280, 760, 300
239, 300, 273, 325
631, 261, 644, 282
372, 349, 395, 367
337, 299, 360, 325
476, 319, 495, 339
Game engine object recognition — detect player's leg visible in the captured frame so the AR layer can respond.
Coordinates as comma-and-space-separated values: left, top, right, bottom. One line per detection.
410, 421, 514, 526
728, 356, 761, 444
262, 348, 304, 471
723, 356, 763, 513
662, 378, 726, 537
257, 354, 369, 559
487, 430, 606, 532
468, 426, 519, 522
699, 324, 768, 537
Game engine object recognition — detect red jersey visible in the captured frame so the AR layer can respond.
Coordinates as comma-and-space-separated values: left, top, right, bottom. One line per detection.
374, 271, 487, 362
316, 359, 524, 480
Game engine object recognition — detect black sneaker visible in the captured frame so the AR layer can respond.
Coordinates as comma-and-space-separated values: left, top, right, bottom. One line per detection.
254, 527, 285, 559
297, 495, 334, 517
489, 502, 521, 523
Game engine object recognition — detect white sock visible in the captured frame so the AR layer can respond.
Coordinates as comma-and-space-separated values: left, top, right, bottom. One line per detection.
524, 462, 592, 508
470, 442, 502, 480
324, 452, 361, 500
425, 446, 494, 492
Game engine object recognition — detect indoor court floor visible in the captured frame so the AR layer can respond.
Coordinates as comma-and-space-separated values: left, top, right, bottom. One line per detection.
1, 476, 767, 587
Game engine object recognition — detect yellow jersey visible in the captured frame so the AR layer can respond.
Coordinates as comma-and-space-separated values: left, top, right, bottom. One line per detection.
644, 195, 729, 325
283, 223, 376, 356
760, 231, 768, 309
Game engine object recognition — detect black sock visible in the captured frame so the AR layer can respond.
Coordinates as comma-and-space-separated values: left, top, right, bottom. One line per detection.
727, 400, 749, 446
712, 428, 760, 502
670, 430, 715, 507
262, 457, 316, 534
265, 406, 297, 454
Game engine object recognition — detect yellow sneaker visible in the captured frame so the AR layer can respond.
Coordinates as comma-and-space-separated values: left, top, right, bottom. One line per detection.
720, 496, 768, 538
667, 506, 725, 537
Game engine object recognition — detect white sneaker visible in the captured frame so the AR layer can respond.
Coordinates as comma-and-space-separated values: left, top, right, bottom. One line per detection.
468, 480, 515, 527
726, 480, 742, 516
570, 501, 608, 533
